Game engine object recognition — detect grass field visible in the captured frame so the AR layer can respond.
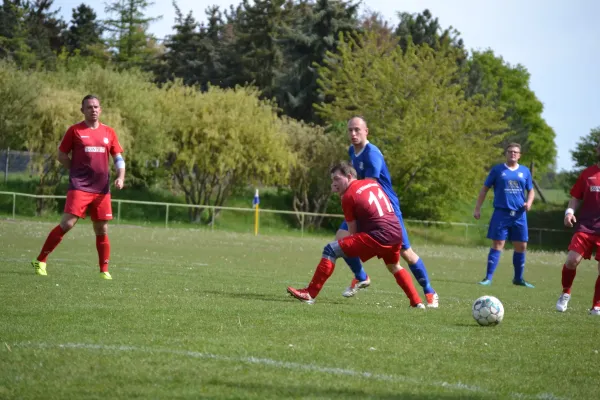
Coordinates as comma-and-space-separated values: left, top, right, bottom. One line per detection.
1, 220, 599, 400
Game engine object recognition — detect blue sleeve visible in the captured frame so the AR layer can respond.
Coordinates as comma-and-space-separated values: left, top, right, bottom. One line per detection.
483, 166, 496, 188
363, 151, 383, 179
525, 169, 533, 191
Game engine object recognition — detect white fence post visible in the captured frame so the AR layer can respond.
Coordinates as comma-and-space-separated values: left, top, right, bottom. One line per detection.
165, 204, 170, 228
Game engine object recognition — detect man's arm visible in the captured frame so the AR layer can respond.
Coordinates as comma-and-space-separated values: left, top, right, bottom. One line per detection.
113, 153, 126, 190
564, 197, 582, 228
346, 220, 357, 235
473, 186, 490, 220
57, 151, 71, 170
524, 188, 535, 211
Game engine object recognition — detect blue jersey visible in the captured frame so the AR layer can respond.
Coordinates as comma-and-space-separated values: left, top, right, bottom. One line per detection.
349, 142, 401, 215
484, 164, 533, 211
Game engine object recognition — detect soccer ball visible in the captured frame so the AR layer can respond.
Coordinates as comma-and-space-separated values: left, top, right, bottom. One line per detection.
472, 295, 504, 326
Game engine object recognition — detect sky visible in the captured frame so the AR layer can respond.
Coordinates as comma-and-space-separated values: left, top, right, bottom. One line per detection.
53, 0, 600, 172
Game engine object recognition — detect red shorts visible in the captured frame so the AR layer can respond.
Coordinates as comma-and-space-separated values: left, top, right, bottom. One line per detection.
64, 190, 113, 221
338, 232, 401, 265
568, 231, 600, 261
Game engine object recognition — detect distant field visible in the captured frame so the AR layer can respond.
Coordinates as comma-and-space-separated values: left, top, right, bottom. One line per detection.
1, 220, 598, 399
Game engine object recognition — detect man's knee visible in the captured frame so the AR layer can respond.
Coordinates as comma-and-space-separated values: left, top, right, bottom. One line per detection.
401, 248, 419, 264
323, 242, 345, 261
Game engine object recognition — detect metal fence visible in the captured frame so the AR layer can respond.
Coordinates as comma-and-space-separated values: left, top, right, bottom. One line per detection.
0, 190, 574, 249
1, 148, 37, 184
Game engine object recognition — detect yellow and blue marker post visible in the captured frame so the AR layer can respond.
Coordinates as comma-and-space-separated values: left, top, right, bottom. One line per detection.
253, 189, 260, 236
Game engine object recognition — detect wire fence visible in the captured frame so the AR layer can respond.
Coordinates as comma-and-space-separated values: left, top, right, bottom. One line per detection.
0, 190, 574, 250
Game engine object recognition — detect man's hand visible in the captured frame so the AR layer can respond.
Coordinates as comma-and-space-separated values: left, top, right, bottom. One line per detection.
523, 202, 532, 212
114, 178, 124, 190
564, 213, 576, 228
473, 208, 481, 220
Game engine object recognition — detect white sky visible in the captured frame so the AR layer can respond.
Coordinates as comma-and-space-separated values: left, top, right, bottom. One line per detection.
54, 0, 600, 172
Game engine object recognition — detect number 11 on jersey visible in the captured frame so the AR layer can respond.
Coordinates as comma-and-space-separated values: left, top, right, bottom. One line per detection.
368, 188, 393, 216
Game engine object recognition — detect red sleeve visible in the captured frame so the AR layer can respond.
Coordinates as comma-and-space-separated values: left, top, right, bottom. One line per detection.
109, 128, 124, 156
58, 126, 74, 153
341, 193, 356, 223
570, 170, 586, 199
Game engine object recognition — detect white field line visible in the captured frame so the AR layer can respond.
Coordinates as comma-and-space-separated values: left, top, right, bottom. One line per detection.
13, 342, 567, 400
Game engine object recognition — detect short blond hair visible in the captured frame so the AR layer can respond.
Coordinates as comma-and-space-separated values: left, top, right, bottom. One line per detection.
505, 143, 521, 152
330, 162, 357, 178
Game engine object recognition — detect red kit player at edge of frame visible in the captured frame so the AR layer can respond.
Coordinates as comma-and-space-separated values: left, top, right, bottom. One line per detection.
31, 94, 126, 280
556, 140, 600, 315
287, 162, 425, 308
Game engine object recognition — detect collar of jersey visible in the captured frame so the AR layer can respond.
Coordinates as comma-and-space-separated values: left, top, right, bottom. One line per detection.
504, 163, 519, 171
354, 140, 370, 157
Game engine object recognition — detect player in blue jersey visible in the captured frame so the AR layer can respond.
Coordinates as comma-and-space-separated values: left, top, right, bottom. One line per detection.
473, 143, 535, 287
337, 116, 439, 307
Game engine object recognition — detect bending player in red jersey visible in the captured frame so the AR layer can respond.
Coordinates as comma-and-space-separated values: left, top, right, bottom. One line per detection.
31, 95, 126, 280
287, 162, 424, 308
556, 140, 600, 315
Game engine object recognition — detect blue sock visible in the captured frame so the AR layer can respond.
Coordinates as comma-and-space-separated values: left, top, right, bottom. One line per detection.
486, 248, 502, 281
513, 251, 525, 282
408, 258, 434, 294
343, 257, 368, 281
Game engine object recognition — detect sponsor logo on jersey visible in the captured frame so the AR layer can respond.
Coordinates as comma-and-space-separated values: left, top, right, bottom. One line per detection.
590, 186, 600, 192
85, 146, 106, 153
359, 162, 364, 170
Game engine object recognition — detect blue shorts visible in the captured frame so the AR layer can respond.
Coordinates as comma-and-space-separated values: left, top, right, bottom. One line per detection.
339, 212, 411, 250
487, 208, 528, 242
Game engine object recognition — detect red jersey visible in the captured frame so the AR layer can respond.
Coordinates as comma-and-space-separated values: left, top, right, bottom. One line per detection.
570, 164, 600, 235
341, 179, 402, 245
58, 122, 123, 194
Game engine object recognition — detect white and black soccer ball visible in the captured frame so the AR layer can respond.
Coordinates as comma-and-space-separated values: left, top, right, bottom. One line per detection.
472, 295, 504, 326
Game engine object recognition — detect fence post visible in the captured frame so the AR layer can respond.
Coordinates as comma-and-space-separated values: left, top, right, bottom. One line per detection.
465, 224, 469, 243
539, 229, 542, 247
117, 201, 121, 224
301, 213, 305, 238
165, 204, 170, 228
211, 208, 215, 231
4, 147, 9, 185
12, 192, 16, 219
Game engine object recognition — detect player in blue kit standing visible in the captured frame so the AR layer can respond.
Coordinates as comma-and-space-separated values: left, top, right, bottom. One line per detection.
337, 116, 439, 307
473, 143, 535, 287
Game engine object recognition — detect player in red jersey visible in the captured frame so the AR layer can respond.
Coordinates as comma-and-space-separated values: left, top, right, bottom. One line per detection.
287, 162, 424, 308
31, 95, 126, 280
556, 140, 600, 315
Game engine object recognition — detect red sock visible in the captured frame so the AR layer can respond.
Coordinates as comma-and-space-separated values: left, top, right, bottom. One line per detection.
561, 265, 577, 294
37, 225, 66, 262
96, 234, 110, 273
593, 275, 600, 309
306, 258, 335, 298
393, 268, 422, 306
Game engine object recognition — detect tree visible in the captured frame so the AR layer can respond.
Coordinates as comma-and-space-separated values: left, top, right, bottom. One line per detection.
104, 0, 161, 68
161, 84, 292, 223
64, 4, 104, 57
25, 0, 67, 68
317, 31, 506, 220
0, 0, 36, 67
283, 117, 346, 229
466, 50, 557, 172
229, 0, 292, 100
394, 8, 466, 63
0, 60, 43, 150
277, 0, 360, 123
570, 127, 600, 171
155, 2, 202, 85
